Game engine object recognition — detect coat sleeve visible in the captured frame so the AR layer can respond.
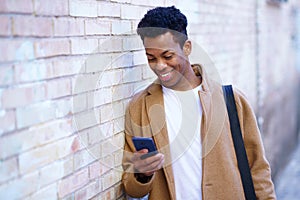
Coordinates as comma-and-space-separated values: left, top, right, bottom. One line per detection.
234, 89, 277, 200
121, 104, 155, 198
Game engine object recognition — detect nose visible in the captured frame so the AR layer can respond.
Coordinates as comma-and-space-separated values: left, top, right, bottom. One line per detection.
155, 59, 167, 71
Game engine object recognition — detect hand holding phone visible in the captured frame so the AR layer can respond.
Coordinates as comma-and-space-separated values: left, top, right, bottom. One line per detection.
131, 137, 164, 176
132, 137, 158, 159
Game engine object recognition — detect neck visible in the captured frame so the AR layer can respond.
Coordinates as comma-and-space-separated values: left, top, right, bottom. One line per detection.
171, 73, 202, 91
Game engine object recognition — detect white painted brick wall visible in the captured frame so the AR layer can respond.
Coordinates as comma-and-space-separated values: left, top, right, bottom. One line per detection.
0, 0, 299, 199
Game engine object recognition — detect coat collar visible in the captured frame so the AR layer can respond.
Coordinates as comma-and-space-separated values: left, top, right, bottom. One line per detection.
144, 63, 227, 156
144, 64, 227, 199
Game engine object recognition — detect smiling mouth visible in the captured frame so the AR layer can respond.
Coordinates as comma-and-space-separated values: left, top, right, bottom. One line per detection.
159, 71, 172, 82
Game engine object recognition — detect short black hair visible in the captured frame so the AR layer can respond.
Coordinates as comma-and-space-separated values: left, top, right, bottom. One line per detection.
137, 6, 188, 48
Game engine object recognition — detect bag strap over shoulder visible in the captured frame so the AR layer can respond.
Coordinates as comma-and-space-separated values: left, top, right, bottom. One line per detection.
222, 85, 256, 200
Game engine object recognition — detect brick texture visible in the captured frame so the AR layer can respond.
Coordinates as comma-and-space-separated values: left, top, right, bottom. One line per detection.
0, 16, 11, 36
34, 0, 69, 16
13, 16, 53, 37
0, 0, 299, 199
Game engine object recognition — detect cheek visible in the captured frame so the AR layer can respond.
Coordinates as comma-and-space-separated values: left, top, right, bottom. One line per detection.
148, 63, 156, 71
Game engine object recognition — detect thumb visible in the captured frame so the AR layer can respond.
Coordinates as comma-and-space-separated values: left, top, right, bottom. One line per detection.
138, 149, 149, 154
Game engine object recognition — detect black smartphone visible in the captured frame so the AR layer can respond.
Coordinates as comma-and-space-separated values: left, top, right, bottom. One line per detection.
132, 137, 158, 159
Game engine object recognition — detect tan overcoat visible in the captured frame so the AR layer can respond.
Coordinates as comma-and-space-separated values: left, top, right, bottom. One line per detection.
122, 64, 276, 200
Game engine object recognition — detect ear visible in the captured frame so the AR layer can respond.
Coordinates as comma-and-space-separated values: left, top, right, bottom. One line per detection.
183, 40, 192, 56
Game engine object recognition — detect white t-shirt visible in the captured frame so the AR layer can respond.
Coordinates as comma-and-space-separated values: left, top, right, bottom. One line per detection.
162, 85, 203, 200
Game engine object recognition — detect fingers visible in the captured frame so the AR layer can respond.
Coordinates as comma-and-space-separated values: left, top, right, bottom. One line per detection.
131, 150, 164, 174
143, 154, 165, 176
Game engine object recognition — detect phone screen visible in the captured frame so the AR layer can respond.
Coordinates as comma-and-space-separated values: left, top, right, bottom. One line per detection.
132, 137, 158, 159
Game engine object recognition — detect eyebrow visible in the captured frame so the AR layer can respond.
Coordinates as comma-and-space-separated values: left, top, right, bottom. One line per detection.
146, 49, 174, 57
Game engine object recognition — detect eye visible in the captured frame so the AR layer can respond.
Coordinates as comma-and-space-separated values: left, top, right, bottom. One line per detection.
164, 54, 174, 60
147, 57, 156, 62
146, 56, 156, 62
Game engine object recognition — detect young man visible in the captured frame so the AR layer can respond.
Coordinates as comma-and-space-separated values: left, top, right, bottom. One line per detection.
122, 6, 276, 200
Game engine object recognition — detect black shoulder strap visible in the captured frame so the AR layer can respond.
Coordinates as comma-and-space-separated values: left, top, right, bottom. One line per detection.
222, 85, 256, 200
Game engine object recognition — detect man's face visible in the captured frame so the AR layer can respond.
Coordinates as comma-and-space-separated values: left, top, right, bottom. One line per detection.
143, 32, 192, 90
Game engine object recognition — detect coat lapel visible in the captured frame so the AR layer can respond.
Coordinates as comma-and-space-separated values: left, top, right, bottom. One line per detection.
193, 64, 227, 158
145, 81, 176, 200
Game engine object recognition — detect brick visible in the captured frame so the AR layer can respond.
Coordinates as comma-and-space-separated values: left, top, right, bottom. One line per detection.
112, 132, 125, 152
2, 83, 47, 109
0, 172, 39, 199
142, 65, 155, 79
123, 35, 144, 51
111, 52, 133, 68
112, 101, 124, 119
130, 0, 149, 6
85, 126, 102, 145
0, 39, 35, 62
35, 39, 70, 58
122, 67, 142, 83
54, 18, 85, 37
64, 156, 74, 176
0, 119, 73, 159
74, 147, 99, 171
46, 78, 71, 99
16, 99, 70, 128
85, 54, 112, 73
0, 0, 33, 14
73, 131, 89, 153
101, 138, 119, 158
114, 149, 123, 168
99, 37, 123, 53
75, 181, 101, 200
101, 121, 115, 140
111, 20, 131, 35
72, 93, 87, 113
98, 2, 121, 17
99, 188, 115, 200
19, 136, 76, 174
133, 50, 147, 66
39, 161, 64, 187
0, 157, 18, 184
69, 0, 97, 17
165, 0, 176, 6
111, 84, 134, 101
113, 117, 124, 135
0, 110, 15, 135
0, 132, 22, 160
102, 155, 114, 173
113, 167, 123, 184
13, 16, 53, 37
14, 61, 52, 83
102, 171, 116, 191
58, 168, 89, 198
85, 19, 111, 35
89, 161, 106, 180
55, 98, 73, 118
121, 5, 146, 20
100, 104, 113, 123
73, 110, 100, 131
19, 143, 58, 174
87, 87, 112, 109
35, 0, 69, 16
71, 38, 99, 55
52, 58, 84, 78
0, 65, 13, 86
114, 183, 124, 199
97, 69, 122, 88
24, 183, 57, 200
0, 16, 11, 36
110, 0, 130, 3
72, 73, 99, 94
87, 122, 113, 145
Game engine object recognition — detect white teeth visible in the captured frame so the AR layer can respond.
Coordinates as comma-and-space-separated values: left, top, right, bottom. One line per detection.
161, 72, 170, 77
